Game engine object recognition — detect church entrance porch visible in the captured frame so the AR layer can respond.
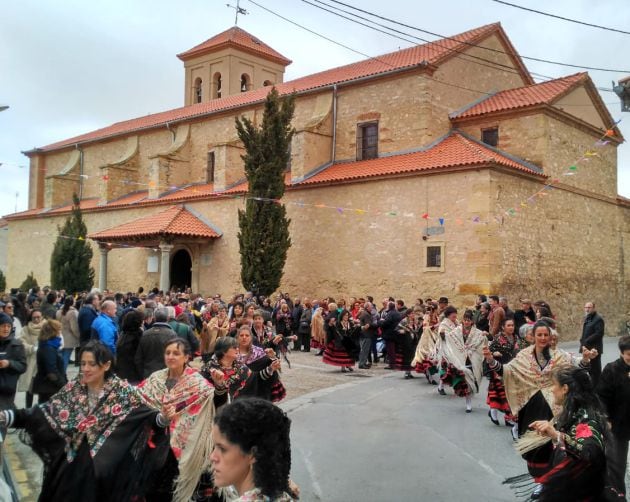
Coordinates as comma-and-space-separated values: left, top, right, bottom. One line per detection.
170, 248, 192, 292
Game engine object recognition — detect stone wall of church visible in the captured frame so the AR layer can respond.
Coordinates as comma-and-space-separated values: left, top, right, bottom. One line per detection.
492, 170, 628, 339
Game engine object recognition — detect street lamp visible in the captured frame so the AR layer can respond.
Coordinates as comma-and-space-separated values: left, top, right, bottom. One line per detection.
612, 77, 630, 112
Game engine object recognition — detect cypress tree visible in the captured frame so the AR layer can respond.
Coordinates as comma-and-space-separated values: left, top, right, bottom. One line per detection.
0, 270, 6, 292
235, 88, 294, 297
50, 194, 94, 293
19, 272, 38, 292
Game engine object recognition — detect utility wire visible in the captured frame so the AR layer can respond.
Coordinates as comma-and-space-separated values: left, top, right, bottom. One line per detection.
301, 0, 542, 82
492, 0, 630, 36
248, 0, 618, 104
303, 0, 559, 86
317, 0, 630, 74
247, 0, 500, 96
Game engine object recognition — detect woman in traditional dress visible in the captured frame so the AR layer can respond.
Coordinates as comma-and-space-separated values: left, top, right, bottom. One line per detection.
395, 308, 422, 379
322, 309, 355, 373
201, 305, 230, 360
236, 326, 286, 402
310, 307, 325, 355
139, 338, 227, 502
528, 366, 607, 501
483, 320, 598, 495
250, 311, 274, 348
436, 306, 459, 396
0, 341, 170, 502
485, 317, 519, 433
211, 398, 296, 502
439, 309, 486, 412
413, 305, 440, 384
201, 337, 281, 402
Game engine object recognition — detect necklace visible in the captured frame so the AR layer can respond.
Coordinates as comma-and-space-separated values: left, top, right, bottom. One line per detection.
87, 388, 103, 410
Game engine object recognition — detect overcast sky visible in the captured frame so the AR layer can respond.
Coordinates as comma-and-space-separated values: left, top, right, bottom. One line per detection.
1, 0, 628, 217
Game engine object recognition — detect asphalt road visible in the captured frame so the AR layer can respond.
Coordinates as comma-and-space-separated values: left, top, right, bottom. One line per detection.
282, 338, 629, 502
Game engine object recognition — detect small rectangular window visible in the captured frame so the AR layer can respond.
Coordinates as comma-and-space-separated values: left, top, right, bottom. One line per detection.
426, 246, 442, 268
482, 127, 498, 147
206, 151, 215, 183
356, 122, 378, 160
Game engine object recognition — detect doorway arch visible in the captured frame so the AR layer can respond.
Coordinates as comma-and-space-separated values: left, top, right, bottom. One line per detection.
170, 248, 192, 292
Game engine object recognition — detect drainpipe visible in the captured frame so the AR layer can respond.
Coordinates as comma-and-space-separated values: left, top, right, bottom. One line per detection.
166, 121, 176, 141
76, 144, 84, 200
331, 84, 338, 163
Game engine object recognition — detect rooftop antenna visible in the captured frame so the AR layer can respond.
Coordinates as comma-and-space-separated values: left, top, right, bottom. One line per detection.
226, 0, 248, 25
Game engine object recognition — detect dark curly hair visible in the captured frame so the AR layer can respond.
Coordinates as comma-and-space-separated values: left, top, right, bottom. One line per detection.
214, 398, 291, 498
121, 309, 144, 333
552, 366, 606, 434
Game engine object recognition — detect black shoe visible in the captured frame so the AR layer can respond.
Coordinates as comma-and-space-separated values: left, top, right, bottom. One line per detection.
438, 388, 446, 395
341, 367, 348, 373
404, 373, 414, 380
384, 366, 395, 370
466, 408, 472, 413
530, 484, 542, 500
347, 366, 354, 372
488, 410, 500, 426
358, 364, 370, 369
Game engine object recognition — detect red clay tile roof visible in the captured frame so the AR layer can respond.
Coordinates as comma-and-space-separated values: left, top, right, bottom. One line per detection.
88, 205, 221, 241
5, 134, 543, 221
299, 131, 544, 186
177, 26, 292, 65
34, 23, 522, 154
451, 73, 587, 119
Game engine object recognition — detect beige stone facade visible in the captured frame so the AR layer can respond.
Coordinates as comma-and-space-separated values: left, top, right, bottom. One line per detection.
5, 24, 629, 339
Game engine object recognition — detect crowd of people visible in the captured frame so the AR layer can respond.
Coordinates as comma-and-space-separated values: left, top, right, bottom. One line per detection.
0, 285, 626, 501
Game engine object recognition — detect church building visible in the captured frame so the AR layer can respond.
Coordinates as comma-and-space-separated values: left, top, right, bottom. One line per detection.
4, 23, 629, 337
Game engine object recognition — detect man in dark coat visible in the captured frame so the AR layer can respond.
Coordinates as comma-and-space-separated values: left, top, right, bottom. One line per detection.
78, 293, 100, 346
378, 301, 401, 369
0, 313, 27, 409
135, 308, 176, 379
580, 301, 604, 386
597, 335, 630, 500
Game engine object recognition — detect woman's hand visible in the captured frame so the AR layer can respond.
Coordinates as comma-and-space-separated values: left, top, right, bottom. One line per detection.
493, 351, 502, 358
482, 346, 494, 363
529, 420, 556, 439
581, 347, 598, 362
272, 335, 283, 345
209, 368, 226, 387
270, 359, 281, 372
161, 403, 177, 422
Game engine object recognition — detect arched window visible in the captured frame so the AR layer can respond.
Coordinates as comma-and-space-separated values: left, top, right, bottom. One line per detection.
263, 80, 273, 87
212, 72, 222, 99
240, 73, 251, 92
194, 78, 202, 103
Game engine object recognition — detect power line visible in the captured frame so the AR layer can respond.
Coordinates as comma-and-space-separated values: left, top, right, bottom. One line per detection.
248, 0, 620, 104
492, 0, 630, 36
247, 0, 500, 96
317, 0, 630, 74
300, 0, 547, 84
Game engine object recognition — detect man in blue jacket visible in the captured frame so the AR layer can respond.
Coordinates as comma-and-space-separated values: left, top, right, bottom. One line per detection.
78, 293, 100, 346
90, 300, 119, 355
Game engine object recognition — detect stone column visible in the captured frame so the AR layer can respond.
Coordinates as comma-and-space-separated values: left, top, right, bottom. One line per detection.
159, 242, 174, 292
98, 245, 110, 291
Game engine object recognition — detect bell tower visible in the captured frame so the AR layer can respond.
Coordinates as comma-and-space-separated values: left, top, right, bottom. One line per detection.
177, 26, 292, 106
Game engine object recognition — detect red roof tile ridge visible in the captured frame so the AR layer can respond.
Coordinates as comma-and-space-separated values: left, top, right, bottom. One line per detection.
33, 23, 509, 154
177, 26, 291, 64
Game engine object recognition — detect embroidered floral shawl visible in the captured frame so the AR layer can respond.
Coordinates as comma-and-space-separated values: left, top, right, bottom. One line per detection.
201, 355, 251, 399
138, 367, 216, 502
138, 367, 214, 459
238, 345, 266, 366
441, 325, 487, 393
43, 375, 143, 462
503, 346, 574, 416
